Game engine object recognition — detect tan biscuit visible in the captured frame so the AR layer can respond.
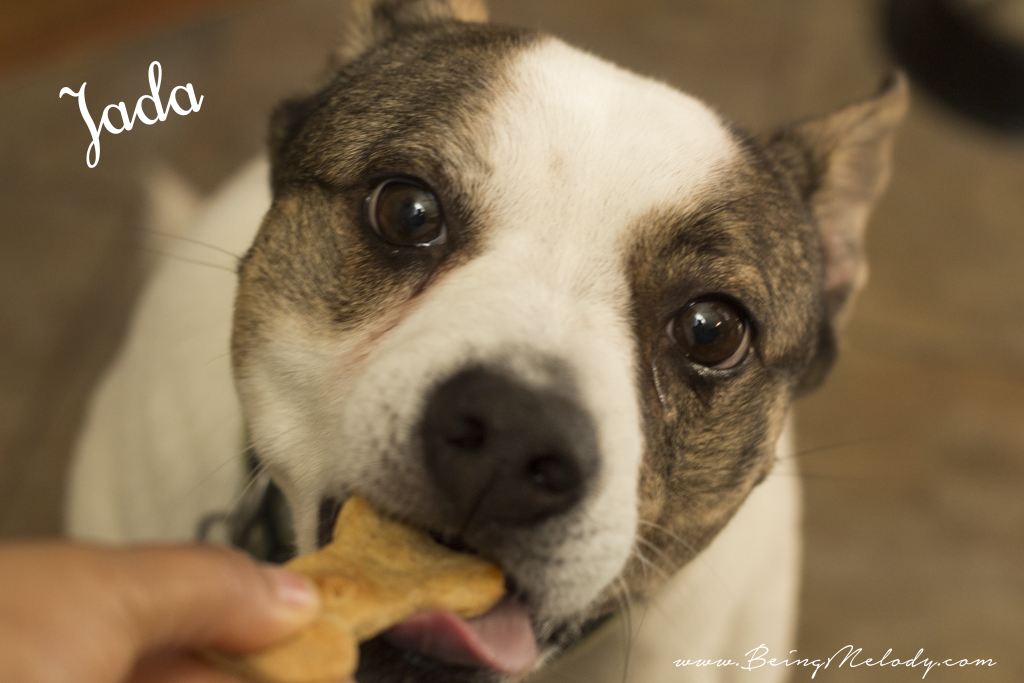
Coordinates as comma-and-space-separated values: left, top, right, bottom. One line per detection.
216, 496, 505, 683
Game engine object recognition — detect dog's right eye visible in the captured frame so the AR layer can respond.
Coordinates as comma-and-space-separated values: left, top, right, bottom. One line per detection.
366, 178, 446, 247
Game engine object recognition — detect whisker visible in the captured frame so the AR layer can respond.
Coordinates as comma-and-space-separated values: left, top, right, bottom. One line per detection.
630, 546, 690, 613
676, 464, 885, 485
226, 458, 269, 512
195, 458, 266, 543
130, 244, 238, 274
633, 537, 678, 582
201, 351, 232, 369
637, 519, 735, 601
633, 531, 702, 610
631, 547, 669, 584
778, 432, 900, 461
182, 441, 256, 500
613, 576, 634, 683
630, 586, 650, 681
769, 471, 884, 484
626, 549, 695, 640
182, 416, 304, 506
637, 519, 696, 560
142, 228, 243, 262
634, 546, 651, 582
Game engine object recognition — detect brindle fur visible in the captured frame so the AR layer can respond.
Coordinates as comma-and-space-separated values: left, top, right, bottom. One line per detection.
610, 80, 907, 608
232, 0, 907, 678
234, 23, 535, 357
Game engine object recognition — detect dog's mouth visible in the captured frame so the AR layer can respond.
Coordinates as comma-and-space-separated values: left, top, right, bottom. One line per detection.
317, 497, 539, 676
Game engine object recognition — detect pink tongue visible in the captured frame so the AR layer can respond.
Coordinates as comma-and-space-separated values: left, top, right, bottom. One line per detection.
382, 598, 537, 675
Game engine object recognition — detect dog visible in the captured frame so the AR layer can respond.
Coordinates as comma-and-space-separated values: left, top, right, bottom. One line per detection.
66, 1, 908, 681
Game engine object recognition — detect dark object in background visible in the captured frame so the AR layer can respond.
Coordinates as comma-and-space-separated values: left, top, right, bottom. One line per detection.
887, 0, 1024, 131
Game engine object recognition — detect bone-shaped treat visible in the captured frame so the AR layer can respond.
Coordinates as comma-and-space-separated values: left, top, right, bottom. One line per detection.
212, 496, 505, 683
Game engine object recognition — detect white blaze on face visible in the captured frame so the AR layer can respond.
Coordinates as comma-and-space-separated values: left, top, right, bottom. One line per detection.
257, 37, 741, 623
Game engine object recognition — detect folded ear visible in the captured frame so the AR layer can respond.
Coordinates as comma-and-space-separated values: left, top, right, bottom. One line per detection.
336, 0, 489, 65
761, 73, 909, 332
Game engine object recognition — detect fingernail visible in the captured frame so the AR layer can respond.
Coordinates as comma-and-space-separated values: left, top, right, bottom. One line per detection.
263, 565, 320, 611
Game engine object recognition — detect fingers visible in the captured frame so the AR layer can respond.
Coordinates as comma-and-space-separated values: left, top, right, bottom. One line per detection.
0, 543, 139, 683
111, 545, 319, 654
0, 542, 320, 683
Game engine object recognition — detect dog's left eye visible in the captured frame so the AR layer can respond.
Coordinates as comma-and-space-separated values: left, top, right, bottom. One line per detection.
366, 178, 446, 247
668, 298, 751, 369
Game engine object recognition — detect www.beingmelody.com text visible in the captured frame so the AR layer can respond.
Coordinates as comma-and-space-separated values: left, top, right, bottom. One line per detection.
59, 61, 203, 168
674, 645, 996, 679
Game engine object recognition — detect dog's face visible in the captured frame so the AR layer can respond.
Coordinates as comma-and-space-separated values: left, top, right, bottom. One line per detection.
231, 1, 906, 680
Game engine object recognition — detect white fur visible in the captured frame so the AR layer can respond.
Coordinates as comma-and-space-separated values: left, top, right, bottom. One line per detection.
235, 37, 742, 624
66, 159, 269, 542
68, 36, 799, 683
528, 425, 800, 683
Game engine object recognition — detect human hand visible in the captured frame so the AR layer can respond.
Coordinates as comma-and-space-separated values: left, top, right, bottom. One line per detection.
0, 542, 323, 683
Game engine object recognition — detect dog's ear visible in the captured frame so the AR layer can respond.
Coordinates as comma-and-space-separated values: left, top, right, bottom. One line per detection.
763, 73, 909, 331
335, 0, 489, 65
761, 73, 908, 394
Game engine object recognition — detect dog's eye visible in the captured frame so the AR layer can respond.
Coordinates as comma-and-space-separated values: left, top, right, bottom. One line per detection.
669, 299, 751, 369
367, 179, 446, 247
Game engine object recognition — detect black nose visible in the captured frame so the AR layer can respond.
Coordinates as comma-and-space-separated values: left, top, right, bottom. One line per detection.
420, 367, 599, 526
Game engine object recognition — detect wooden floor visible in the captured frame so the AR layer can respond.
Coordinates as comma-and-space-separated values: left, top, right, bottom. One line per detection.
0, 0, 247, 74
1, 0, 1022, 680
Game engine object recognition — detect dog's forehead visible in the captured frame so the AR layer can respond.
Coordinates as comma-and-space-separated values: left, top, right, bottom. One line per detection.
438, 35, 746, 312
483, 36, 739, 233
468, 38, 820, 369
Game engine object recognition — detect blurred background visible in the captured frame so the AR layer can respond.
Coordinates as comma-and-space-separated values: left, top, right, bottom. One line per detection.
0, 0, 1021, 680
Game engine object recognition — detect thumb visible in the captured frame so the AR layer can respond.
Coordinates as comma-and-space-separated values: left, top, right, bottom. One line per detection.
113, 545, 319, 655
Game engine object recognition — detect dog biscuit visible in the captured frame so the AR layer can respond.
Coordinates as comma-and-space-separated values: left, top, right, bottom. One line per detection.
214, 496, 505, 683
